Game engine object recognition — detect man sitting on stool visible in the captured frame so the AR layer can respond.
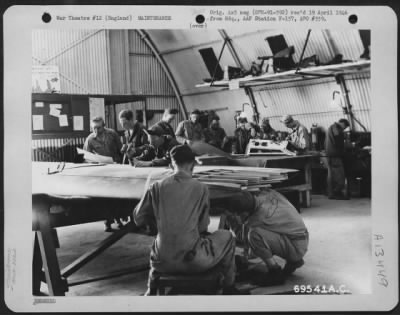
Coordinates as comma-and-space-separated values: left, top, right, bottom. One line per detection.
226, 189, 309, 286
133, 145, 240, 295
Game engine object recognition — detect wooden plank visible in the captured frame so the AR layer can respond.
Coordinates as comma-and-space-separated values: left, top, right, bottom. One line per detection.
34, 195, 66, 296
61, 223, 133, 278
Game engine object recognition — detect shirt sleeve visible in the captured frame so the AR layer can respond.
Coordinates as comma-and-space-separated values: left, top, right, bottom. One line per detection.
83, 137, 92, 152
198, 185, 211, 233
112, 131, 122, 151
175, 121, 187, 144
133, 185, 155, 227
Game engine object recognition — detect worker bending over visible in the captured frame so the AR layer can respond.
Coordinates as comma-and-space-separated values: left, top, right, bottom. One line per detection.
260, 117, 278, 141
281, 114, 310, 153
226, 189, 309, 285
130, 126, 179, 167
175, 109, 205, 144
133, 145, 239, 295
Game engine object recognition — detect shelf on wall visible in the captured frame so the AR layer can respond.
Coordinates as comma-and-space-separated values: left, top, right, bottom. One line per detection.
195, 60, 371, 89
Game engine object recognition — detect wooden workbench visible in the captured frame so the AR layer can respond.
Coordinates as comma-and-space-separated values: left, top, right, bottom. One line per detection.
32, 162, 295, 296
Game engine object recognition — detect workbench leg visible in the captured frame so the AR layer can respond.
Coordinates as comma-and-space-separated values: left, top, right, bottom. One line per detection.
32, 232, 43, 295
34, 196, 67, 296
304, 191, 311, 208
303, 160, 313, 208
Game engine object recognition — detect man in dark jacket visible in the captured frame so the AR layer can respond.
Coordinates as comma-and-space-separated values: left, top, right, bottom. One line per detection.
324, 119, 350, 199
131, 126, 179, 167
152, 108, 178, 140
260, 118, 278, 141
175, 109, 205, 144
204, 116, 229, 150
119, 109, 148, 165
232, 117, 252, 154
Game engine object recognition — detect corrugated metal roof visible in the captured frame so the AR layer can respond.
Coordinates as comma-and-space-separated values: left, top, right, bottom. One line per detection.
325, 30, 365, 61
147, 29, 222, 54
129, 55, 175, 95
32, 29, 110, 94
129, 30, 153, 54
110, 30, 129, 94
252, 73, 371, 132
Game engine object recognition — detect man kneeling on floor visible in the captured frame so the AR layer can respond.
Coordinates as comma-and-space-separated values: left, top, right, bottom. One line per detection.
133, 144, 240, 295
226, 189, 309, 286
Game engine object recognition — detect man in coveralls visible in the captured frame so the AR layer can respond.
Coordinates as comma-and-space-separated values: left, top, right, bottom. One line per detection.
133, 145, 240, 295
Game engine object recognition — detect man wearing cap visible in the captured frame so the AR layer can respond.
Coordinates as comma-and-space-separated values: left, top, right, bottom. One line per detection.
119, 109, 148, 165
232, 117, 252, 154
131, 126, 179, 167
152, 108, 178, 140
203, 116, 229, 150
175, 109, 205, 145
281, 115, 311, 152
324, 118, 351, 200
260, 118, 278, 141
133, 145, 239, 295
83, 116, 122, 163
226, 189, 309, 286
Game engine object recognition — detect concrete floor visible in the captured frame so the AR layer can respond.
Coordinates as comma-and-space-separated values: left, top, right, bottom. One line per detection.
44, 194, 371, 296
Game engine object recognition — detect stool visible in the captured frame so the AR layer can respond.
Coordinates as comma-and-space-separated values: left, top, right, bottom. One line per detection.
149, 269, 225, 295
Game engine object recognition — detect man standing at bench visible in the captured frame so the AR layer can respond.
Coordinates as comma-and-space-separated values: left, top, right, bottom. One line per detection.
133, 145, 239, 295
227, 190, 309, 286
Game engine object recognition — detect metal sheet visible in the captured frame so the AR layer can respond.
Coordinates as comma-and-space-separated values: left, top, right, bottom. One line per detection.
252, 74, 371, 132
109, 30, 129, 94
147, 29, 222, 54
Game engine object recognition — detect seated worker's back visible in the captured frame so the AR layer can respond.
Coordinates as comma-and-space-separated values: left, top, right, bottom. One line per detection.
151, 173, 209, 269
134, 144, 239, 295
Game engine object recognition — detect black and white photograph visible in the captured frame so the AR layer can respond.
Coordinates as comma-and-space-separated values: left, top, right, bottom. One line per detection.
3, 5, 398, 313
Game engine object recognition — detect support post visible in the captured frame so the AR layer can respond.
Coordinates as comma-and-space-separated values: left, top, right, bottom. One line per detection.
244, 87, 260, 124
335, 74, 355, 130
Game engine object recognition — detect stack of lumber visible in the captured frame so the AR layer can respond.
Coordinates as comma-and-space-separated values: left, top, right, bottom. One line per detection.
193, 167, 290, 192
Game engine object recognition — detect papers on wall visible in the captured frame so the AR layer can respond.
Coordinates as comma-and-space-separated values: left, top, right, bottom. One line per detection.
49, 104, 63, 117
73, 116, 84, 131
35, 102, 44, 108
32, 115, 43, 130
59, 115, 69, 127
77, 148, 114, 164
32, 65, 61, 93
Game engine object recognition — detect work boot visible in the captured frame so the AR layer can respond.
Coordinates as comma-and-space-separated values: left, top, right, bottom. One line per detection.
235, 255, 249, 272
283, 258, 304, 275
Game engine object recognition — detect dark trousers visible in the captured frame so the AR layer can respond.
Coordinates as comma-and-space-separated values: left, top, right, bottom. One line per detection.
326, 157, 348, 198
